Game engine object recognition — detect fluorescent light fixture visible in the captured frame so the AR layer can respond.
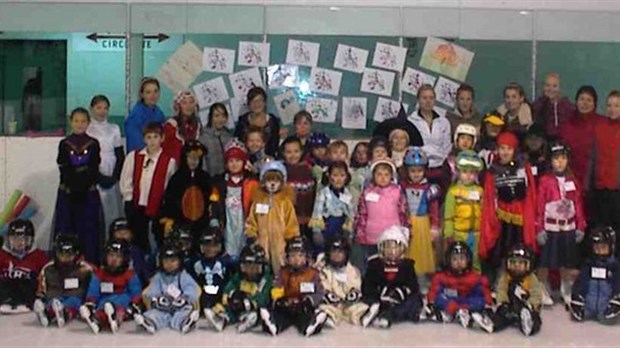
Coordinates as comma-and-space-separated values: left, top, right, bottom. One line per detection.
519, 10, 530, 15
329, 6, 341, 11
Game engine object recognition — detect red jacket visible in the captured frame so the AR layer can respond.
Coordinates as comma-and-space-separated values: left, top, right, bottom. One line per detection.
536, 173, 586, 233
591, 117, 620, 190
427, 270, 492, 315
532, 96, 575, 138
0, 248, 48, 281
559, 111, 602, 188
162, 118, 200, 164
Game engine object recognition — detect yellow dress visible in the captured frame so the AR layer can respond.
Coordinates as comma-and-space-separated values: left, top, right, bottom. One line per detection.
403, 181, 438, 275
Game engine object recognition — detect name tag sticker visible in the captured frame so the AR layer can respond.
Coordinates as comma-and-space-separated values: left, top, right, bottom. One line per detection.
100, 282, 114, 293
256, 203, 270, 214
64, 278, 79, 290
365, 193, 380, 202
531, 166, 538, 176
166, 284, 182, 299
334, 272, 348, 283
444, 288, 458, 297
339, 193, 352, 205
204, 285, 219, 295
467, 190, 481, 201
591, 267, 607, 280
300, 282, 315, 294
564, 181, 576, 192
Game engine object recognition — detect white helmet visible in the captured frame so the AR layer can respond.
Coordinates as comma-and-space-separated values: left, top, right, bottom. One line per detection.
378, 225, 410, 247
453, 123, 478, 147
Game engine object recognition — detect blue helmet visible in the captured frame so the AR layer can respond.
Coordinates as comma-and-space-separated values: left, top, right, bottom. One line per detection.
404, 146, 428, 167
308, 132, 330, 148
259, 159, 287, 183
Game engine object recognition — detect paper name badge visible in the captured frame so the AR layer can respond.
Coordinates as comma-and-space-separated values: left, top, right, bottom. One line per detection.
64, 278, 79, 290
339, 193, 352, 205
444, 288, 458, 297
365, 192, 380, 202
564, 181, 576, 192
256, 203, 270, 214
204, 285, 219, 295
300, 282, 315, 293
334, 272, 348, 283
167, 284, 182, 299
591, 267, 607, 279
100, 282, 114, 293
467, 190, 480, 201
530, 166, 538, 176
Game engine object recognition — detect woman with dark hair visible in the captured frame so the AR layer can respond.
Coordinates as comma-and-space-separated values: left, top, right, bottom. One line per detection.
199, 102, 232, 179
233, 87, 282, 156
162, 89, 201, 163
124, 77, 165, 152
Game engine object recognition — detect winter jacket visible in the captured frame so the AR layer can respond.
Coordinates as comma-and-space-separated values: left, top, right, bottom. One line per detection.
559, 111, 602, 188
427, 270, 492, 315
531, 96, 575, 138
355, 184, 408, 245
572, 257, 620, 319
536, 173, 586, 233
125, 101, 165, 153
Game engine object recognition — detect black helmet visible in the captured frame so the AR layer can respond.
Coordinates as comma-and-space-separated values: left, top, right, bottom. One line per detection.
103, 239, 131, 274
171, 223, 193, 243
445, 241, 472, 275
325, 236, 350, 268
108, 218, 130, 238
505, 244, 534, 279
589, 226, 615, 259
158, 239, 182, 275
239, 244, 267, 281
6, 219, 35, 254
198, 227, 224, 246
285, 236, 308, 256
53, 234, 80, 263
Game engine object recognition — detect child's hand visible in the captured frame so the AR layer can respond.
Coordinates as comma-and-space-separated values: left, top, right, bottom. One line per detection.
245, 162, 254, 173
312, 231, 324, 249
431, 227, 441, 241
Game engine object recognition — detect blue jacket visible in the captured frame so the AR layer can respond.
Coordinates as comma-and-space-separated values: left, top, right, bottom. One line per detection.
143, 270, 201, 309
85, 268, 142, 309
125, 101, 165, 153
573, 257, 620, 319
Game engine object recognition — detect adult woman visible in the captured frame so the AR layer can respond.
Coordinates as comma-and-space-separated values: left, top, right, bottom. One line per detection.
496, 82, 533, 135
234, 87, 282, 157
446, 83, 482, 136
531, 73, 575, 138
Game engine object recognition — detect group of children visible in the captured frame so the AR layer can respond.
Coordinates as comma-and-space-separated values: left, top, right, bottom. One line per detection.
1, 75, 620, 340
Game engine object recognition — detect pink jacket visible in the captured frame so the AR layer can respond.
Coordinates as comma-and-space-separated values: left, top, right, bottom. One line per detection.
536, 173, 586, 233
355, 184, 408, 245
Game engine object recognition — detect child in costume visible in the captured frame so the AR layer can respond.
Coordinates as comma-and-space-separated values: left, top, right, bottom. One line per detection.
448, 123, 478, 180
53, 107, 103, 265
0, 219, 48, 314
481, 131, 537, 282
33, 235, 93, 328
245, 160, 300, 274
316, 236, 367, 327
281, 136, 316, 251
245, 126, 269, 177
80, 239, 142, 334
348, 141, 369, 213
401, 147, 440, 288
190, 228, 233, 317
309, 161, 354, 253
87, 95, 125, 234
426, 242, 493, 332
203, 244, 273, 333
355, 159, 408, 274
536, 141, 586, 307
161, 140, 211, 243
108, 218, 151, 285
491, 244, 542, 336
162, 89, 201, 163
259, 237, 327, 337
308, 132, 331, 191
120, 122, 177, 254
476, 112, 505, 169
569, 227, 620, 324
170, 224, 195, 270
360, 226, 423, 329
444, 150, 484, 272
133, 240, 201, 334
210, 139, 258, 260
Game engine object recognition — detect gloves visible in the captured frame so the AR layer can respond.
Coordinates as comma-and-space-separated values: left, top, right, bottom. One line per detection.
98, 174, 116, 189
342, 219, 353, 233
513, 285, 530, 303
229, 291, 254, 313
324, 292, 342, 305
575, 230, 585, 243
536, 231, 548, 246
126, 302, 145, 318
159, 218, 175, 238
345, 289, 362, 303
380, 286, 410, 305
172, 296, 190, 309
425, 303, 445, 322
604, 295, 620, 320
152, 296, 172, 311
569, 294, 585, 321
430, 227, 441, 241
312, 231, 325, 249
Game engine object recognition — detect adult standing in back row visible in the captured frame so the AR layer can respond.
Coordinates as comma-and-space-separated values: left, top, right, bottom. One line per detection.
234, 87, 282, 157
124, 77, 166, 153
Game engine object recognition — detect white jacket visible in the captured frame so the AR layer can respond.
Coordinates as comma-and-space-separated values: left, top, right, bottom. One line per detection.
408, 111, 452, 168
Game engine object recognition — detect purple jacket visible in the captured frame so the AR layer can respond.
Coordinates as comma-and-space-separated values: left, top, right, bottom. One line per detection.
531, 96, 575, 138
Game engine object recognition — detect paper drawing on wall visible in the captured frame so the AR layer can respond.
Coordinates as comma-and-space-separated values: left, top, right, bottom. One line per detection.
273, 90, 302, 126
228, 67, 264, 99
401, 68, 437, 96
192, 76, 229, 108
419, 37, 474, 82
305, 97, 338, 124
360, 68, 395, 97
267, 64, 299, 89
156, 41, 203, 92
286, 39, 320, 67
371, 42, 407, 73
342, 97, 367, 129
434, 76, 460, 108
238, 41, 270, 67
333, 44, 369, 74
202, 47, 235, 74
374, 97, 406, 122
309, 67, 342, 96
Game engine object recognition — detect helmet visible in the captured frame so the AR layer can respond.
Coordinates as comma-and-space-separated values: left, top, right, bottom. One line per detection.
158, 240, 182, 275
103, 239, 131, 274
308, 132, 330, 148
505, 244, 534, 279
549, 140, 571, 159
108, 217, 130, 238
6, 219, 35, 255
369, 159, 397, 177
53, 234, 80, 264
589, 226, 615, 259
171, 224, 193, 243
445, 241, 472, 275
404, 146, 428, 168
259, 160, 287, 183
378, 225, 409, 264
325, 236, 351, 268
456, 150, 484, 172
285, 236, 309, 256
239, 244, 267, 282
198, 227, 224, 246
453, 123, 478, 147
